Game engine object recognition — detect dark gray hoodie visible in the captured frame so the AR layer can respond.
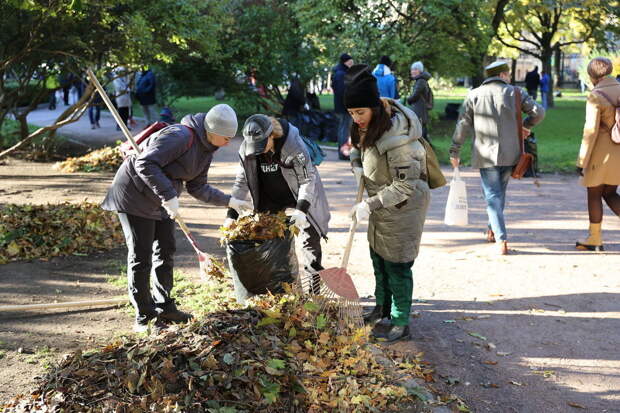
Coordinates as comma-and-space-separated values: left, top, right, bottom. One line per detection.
407, 71, 432, 124
102, 113, 230, 220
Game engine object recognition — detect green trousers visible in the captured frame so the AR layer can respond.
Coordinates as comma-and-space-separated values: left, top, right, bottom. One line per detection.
369, 247, 414, 326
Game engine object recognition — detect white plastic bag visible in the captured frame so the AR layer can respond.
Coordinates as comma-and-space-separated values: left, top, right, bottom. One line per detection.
444, 167, 468, 226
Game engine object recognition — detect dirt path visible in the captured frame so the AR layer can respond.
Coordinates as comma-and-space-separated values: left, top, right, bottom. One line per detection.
1, 138, 620, 412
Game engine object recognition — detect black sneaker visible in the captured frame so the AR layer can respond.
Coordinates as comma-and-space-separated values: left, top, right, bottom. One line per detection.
363, 305, 389, 325
133, 318, 168, 334
158, 309, 194, 324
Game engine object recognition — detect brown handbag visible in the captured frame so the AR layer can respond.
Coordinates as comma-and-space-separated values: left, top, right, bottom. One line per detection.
511, 87, 534, 179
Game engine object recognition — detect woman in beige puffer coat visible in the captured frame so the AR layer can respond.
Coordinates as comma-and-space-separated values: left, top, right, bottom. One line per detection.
345, 64, 430, 342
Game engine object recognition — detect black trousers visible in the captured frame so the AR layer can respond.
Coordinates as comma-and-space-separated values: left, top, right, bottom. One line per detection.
118, 106, 130, 127
118, 212, 177, 323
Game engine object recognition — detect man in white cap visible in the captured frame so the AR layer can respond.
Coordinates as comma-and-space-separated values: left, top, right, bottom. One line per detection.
102, 104, 252, 332
450, 61, 545, 255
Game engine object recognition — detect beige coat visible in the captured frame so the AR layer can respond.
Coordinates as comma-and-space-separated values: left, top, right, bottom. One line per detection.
350, 99, 430, 263
577, 76, 620, 187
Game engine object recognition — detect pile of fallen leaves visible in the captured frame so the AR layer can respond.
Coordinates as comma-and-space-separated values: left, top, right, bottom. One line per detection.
4, 287, 424, 412
0, 202, 124, 264
220, 212, 298, 243
54, 146, 123, 173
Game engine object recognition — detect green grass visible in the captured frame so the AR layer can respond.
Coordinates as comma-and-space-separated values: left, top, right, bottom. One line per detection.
428, 90, 587, 173
106, 266, 237, 319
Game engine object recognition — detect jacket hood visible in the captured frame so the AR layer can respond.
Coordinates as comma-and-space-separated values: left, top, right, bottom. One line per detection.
375, 98, 422, 155
181, 113, 218, 152
595, 76, 620, 90
372, 64, 392, 77
413, 71, 431, 81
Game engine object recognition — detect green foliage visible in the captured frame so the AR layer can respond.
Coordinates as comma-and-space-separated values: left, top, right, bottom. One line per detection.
294, 0, 494, 81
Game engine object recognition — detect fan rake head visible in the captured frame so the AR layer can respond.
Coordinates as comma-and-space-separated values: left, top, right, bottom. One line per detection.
298, 268, 364, 332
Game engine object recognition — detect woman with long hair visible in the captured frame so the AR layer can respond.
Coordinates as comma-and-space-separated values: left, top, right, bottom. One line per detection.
346, 64, 430, 342
576, 57, 620, 251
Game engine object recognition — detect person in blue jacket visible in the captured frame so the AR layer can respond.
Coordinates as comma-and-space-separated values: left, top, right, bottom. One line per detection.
372, 56, 397, 99
540, 71, 551, 110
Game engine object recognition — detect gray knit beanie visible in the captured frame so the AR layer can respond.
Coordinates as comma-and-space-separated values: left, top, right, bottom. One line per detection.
410, 61, 424, 72
204, 104, 238, 137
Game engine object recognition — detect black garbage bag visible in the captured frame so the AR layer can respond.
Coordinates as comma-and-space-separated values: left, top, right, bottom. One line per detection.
226, 234, 298, 303
321, 111, 339, 142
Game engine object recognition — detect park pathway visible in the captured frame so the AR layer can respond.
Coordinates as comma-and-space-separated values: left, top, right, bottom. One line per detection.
3, 106, 620, 412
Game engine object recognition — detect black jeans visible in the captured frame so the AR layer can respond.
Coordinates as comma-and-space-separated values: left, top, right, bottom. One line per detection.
118, 106, 130, 127
118, 212, 177, 323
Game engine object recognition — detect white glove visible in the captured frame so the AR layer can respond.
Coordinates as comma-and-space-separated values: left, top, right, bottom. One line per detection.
350, 201, 370, 223
162, 197, 179, 219
290, 209, 310, 230
223, 218, 235, 228
352, 167, 363, 186
228, 197, 252, 214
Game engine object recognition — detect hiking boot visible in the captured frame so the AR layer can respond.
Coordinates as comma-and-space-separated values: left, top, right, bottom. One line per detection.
158, 309, 194, 324
576, 223, 604, 252
384, 325, 410, 342
486, 229, 496, 243
363, 305, 389, 325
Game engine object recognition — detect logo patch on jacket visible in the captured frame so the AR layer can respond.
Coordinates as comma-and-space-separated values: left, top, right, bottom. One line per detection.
260, 163, 280, 173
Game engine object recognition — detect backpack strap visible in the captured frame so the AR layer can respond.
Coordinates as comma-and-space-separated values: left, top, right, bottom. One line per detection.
183, 125, 196, 153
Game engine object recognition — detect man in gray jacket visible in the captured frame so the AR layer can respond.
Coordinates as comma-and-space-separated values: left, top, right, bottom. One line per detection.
102, 104, 252, 332
225, 114, 330, 293
450, 61, 545, 255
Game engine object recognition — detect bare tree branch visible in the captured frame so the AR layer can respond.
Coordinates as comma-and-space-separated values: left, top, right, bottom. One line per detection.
0, 82, 95, 160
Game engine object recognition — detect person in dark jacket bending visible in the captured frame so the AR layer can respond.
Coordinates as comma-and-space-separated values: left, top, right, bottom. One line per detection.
225, 114, 331, 294
102, 104, 252, 332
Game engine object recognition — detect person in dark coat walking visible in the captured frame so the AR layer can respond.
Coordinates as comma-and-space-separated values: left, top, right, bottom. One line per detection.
332, 53, 354, 159
407, 61, 432, 142
524, 66, 540, 101
102, 104, 252, 332
136, 68, 157, 124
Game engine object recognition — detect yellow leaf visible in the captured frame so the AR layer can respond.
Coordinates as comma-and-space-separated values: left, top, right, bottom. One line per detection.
7, 241, 20, 256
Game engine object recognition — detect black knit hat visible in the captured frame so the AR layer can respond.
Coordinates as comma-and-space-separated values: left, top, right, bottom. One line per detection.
344, 64, 381, 109
340, 53, 352, 64
379, 55, 392, 66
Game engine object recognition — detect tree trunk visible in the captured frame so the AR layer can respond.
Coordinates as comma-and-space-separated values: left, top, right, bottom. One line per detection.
554, 47, 563, 88
511, 58, 517, 85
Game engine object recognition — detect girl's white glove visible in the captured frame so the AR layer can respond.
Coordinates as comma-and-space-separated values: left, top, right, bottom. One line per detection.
350, 201, 370, 222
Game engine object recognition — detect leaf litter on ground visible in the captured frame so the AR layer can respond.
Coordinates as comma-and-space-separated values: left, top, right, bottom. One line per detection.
54, 146, 123, 173
4, 283, 428, 412
0, 202, 124, 264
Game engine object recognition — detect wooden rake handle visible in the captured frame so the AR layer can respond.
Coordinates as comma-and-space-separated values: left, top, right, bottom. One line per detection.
87, 68, 208, 259
340, 180, 365, 269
